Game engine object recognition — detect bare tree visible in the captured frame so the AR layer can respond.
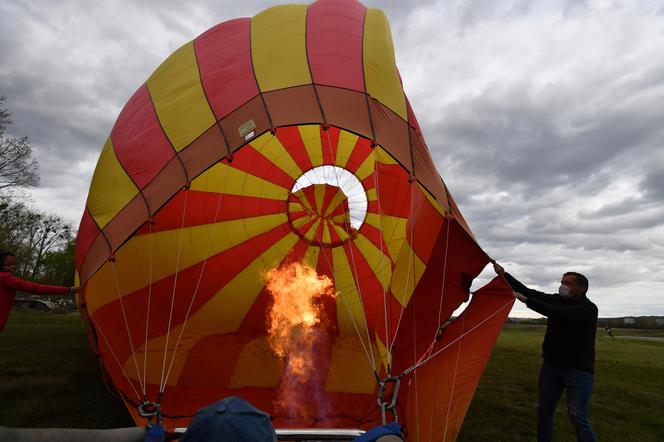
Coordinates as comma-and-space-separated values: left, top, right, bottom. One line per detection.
0, 96, 39, 190
0, 197, 74, 281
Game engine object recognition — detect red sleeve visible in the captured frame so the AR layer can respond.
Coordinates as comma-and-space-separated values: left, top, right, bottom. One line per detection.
1, 274, 70, 295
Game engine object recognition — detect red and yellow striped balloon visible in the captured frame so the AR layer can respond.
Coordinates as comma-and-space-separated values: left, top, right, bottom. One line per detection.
76, 0, 514, 439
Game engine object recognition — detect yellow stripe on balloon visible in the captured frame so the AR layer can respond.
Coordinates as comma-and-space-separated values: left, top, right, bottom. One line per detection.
390, 242, 426, 308
87, 137, 139, 229
313, 185, 326, 213
334, 130, 360, 169
325, 337, 380, 393
86, 213, 288, 314
324, 191, 350, 218
354, 233, 392, 293
303, 219, 320, 242
322, 223, 332, 244
123, 336, 195, 387
291, 215, 311, 231
418, 182, 446, 217
172, 233, 300, 335
302, 245, 321, 269
147, 41, 216, 152
355, 153, 376, 182
332, 246, 368, 337
251, 132, 304, 180
190, 162, 289, 200
374, 333, 391, 373
288, 201, 304, 214
251, 5, 311, 92
299, 125, 324, 167
363, 9, 407, 120
364, 213, 408, 264
229, 338, 284, 388
331, 223, 350, 241
375, 145, 399, 165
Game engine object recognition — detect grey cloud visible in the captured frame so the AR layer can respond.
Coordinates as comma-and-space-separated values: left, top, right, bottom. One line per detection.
640, 170, 664, 201
2, 0, 664, 316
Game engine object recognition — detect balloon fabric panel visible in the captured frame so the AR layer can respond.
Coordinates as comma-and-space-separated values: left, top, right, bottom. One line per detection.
251, 5, 311, 92
86, 137, 139, 229
77, 0, 514, 438
111, 85, 174, 189
146, 42, 216, 152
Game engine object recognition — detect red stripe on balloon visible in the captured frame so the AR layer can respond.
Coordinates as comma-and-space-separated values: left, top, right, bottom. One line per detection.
328, 222, 343, 244
374, 163, 411, 218
320, 126, 340, 165
111, 85, 175, 189
236, 238, 310, 335
90, 223, 292, 365
307, 0, 366, 92
408, 188, 445, 262
195, 18, 259, 119
320, 184, 340, 215
134, 191, 286, 235
275, 126, 314, 173
358, 223, 389, 261
301, 185, 319, 211
341, 241, 393, 337
76, 209, 101, 271
223, 144, 295, 190
344, 137, 373, 174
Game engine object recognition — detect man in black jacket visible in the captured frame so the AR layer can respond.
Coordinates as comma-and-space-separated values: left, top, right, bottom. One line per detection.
493, 262, 598, 442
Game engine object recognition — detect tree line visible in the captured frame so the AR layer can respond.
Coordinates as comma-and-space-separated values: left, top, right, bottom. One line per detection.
0, 95, 76, 287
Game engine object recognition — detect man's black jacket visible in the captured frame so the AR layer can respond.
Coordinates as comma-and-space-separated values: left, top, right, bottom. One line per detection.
504, 273, 598, 373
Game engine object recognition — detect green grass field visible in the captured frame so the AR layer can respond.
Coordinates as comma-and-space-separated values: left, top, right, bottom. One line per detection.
1, 311, 662, 441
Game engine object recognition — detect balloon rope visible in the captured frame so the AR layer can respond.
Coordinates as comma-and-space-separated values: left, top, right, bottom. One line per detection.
162, 177, 225, 388
92, 315, 142, 400
110, 261, 146, 395
412, 258, 422, 440
321, 128, 377, 373
142, 215, 154, 397
434, 220, 452, 347
399, 299, 513, 378
442, 312, 466, 441
158, 188, 190, 394
387, 179, 416, 354
331, 170, 378, 370
371, 148, 392, 371
312, 216, 376, 374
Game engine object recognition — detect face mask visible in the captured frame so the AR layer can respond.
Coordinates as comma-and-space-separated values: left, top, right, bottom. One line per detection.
558, 285, 572, 298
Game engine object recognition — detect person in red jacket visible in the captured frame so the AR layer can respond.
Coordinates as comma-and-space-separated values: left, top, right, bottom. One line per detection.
0, 250, 80, 332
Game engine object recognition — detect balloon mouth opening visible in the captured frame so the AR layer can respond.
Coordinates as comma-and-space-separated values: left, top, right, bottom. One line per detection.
287, 166, 367, 246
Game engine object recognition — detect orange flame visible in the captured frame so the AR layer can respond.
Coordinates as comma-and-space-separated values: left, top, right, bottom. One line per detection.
265, 261, 337, 419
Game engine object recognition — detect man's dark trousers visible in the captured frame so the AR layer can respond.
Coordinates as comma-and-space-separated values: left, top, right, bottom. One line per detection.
537, 362, 597, 442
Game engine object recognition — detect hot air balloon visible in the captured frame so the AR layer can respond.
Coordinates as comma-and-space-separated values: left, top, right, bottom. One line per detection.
76, 0, 515, 440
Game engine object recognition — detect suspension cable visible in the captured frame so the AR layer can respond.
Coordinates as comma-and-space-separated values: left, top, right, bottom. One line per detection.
142, 216, 154, 397
92, 316, 142, 400
110, 260, 145, 396
321, 127, 378, 373
387, 178, 416, 359
158, 187, 190, 394
399, 299, 514, 379
442, 311, 466, 441
162, 176, 225, 388
372, 147, 392, 371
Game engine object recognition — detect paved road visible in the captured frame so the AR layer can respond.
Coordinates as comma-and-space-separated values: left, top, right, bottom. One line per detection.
613, 336, 664, 342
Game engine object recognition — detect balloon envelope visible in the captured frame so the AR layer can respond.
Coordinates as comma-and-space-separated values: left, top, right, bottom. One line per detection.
76, 0, 514, 439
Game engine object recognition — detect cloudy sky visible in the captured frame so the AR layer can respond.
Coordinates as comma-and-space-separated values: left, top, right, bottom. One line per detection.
1, 0, 662, 317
